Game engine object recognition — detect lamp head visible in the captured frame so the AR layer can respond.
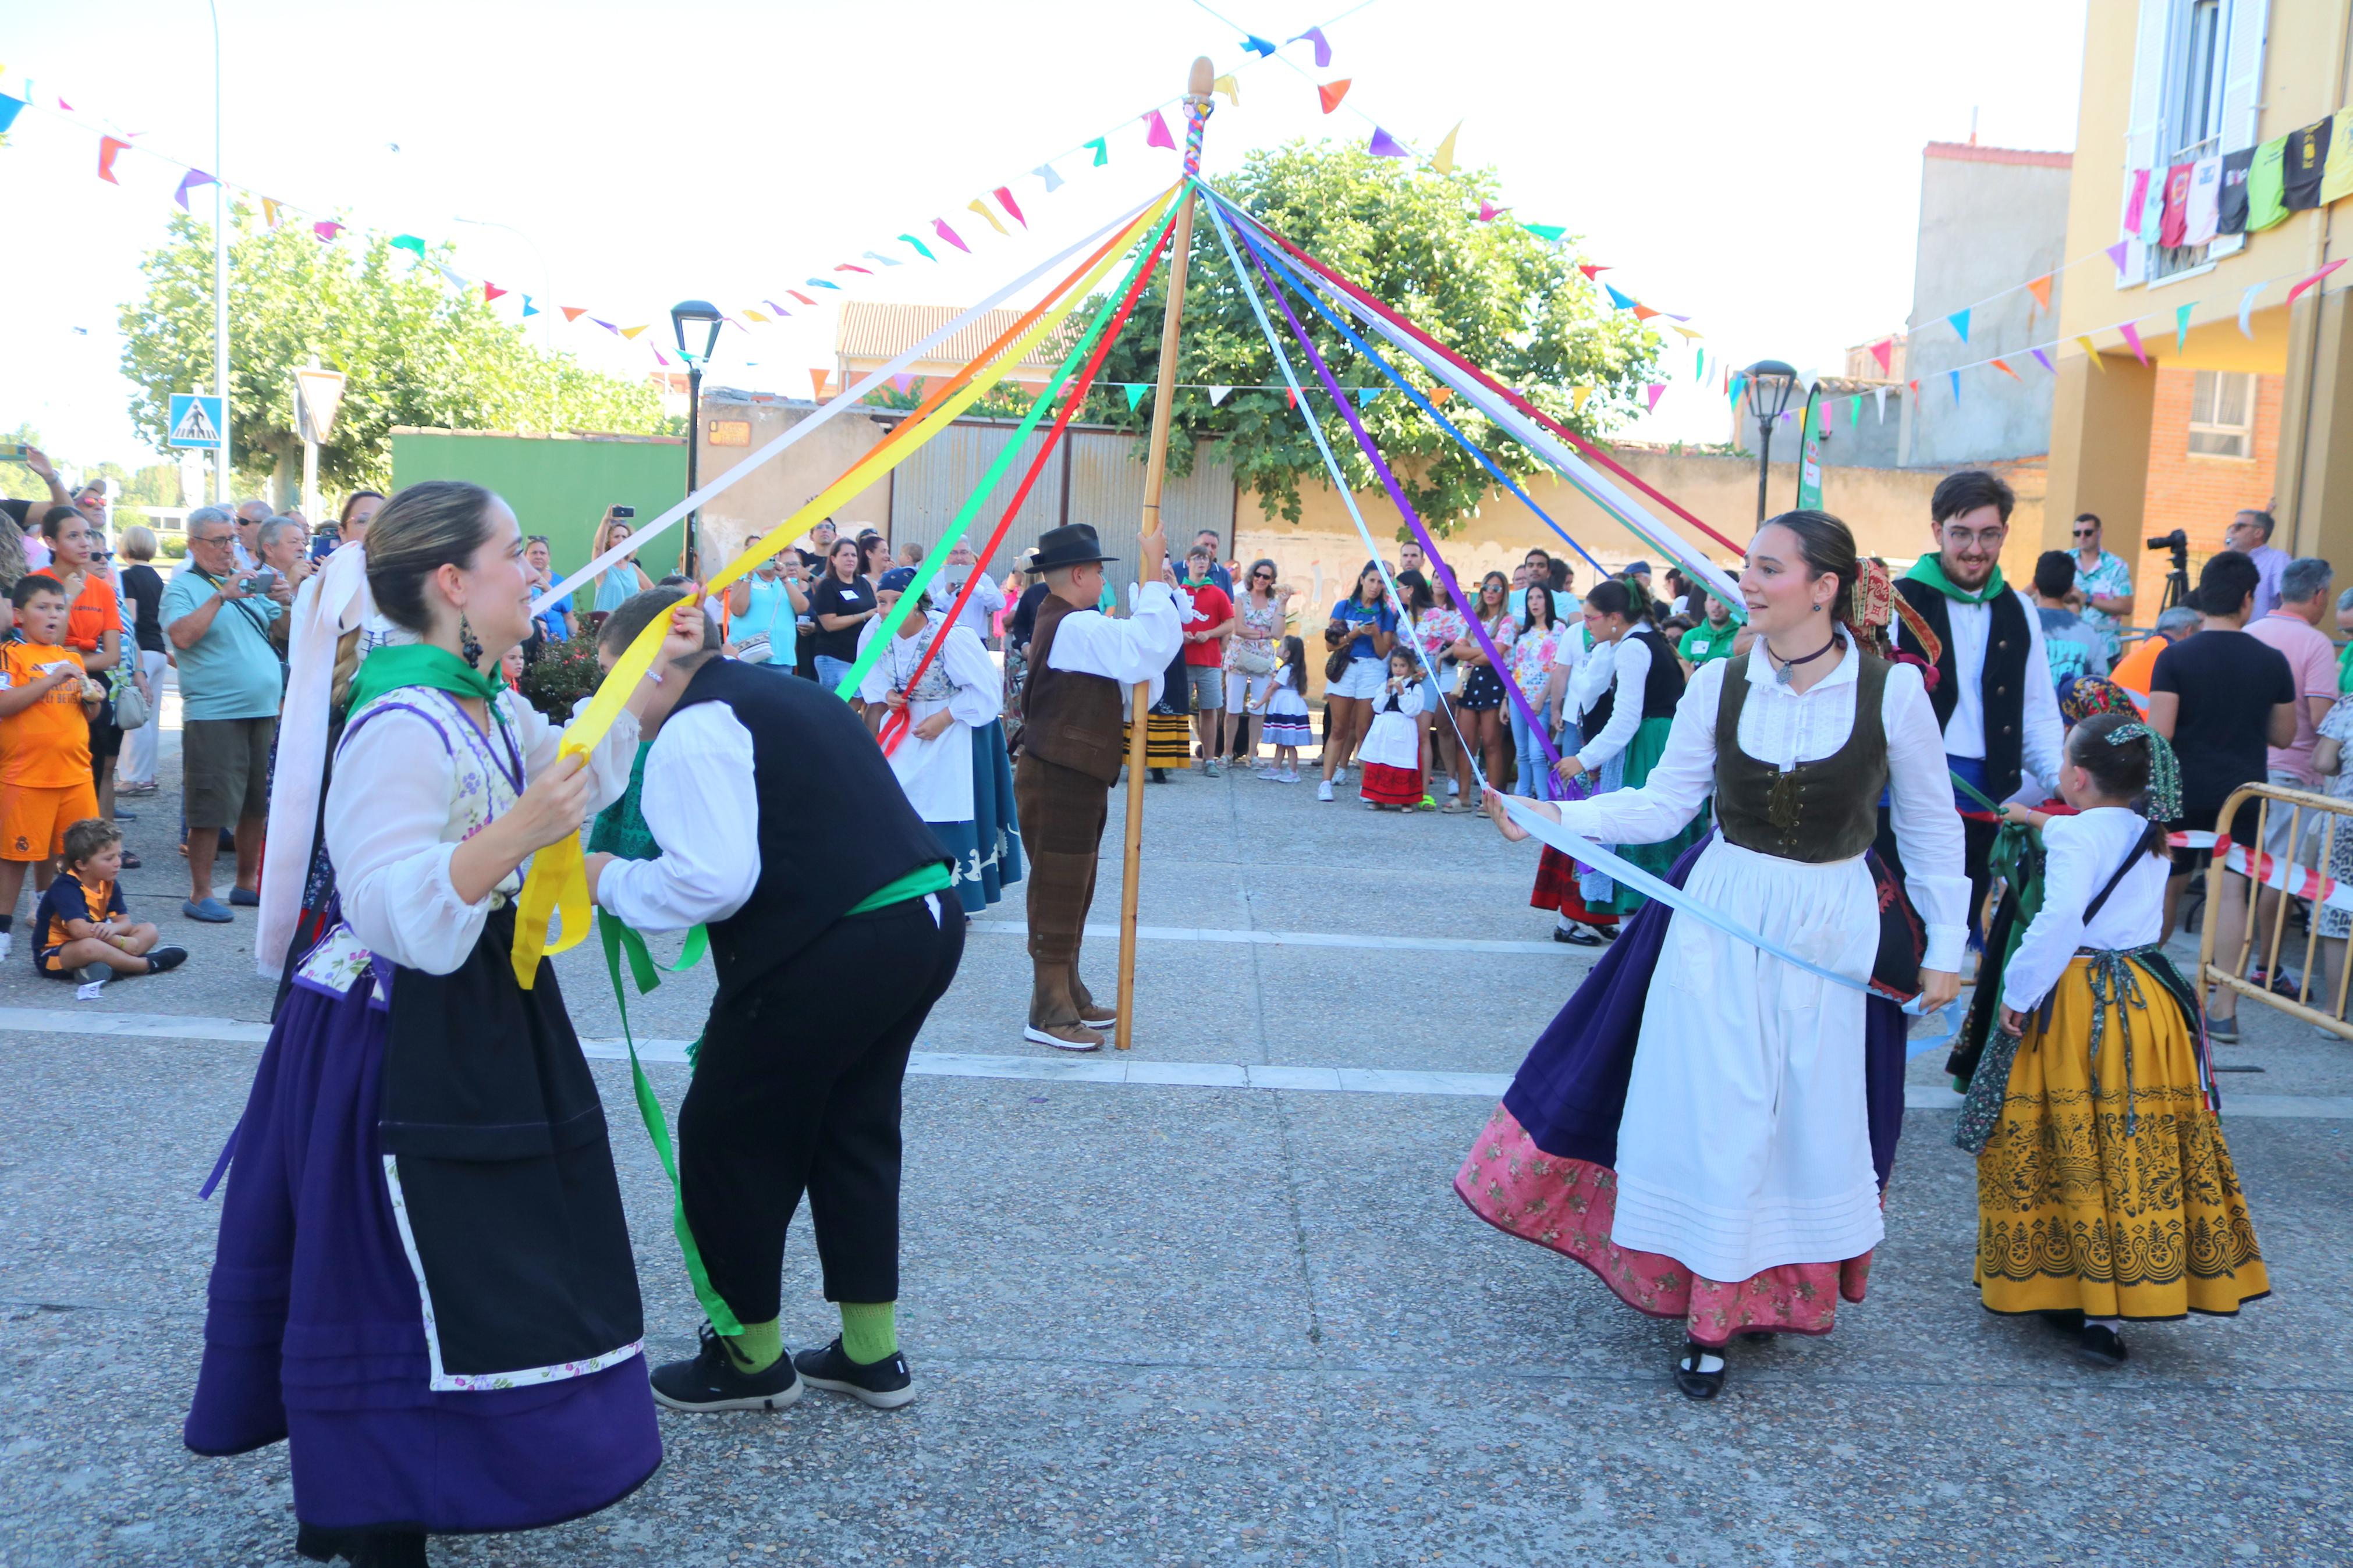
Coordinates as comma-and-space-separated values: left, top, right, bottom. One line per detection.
1741, 359, 1798, 423
670, 299, 723, 364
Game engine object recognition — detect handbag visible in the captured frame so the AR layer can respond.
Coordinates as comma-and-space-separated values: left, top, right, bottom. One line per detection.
108, 660, 150, 731
734, 633, 773, 666
1324, 645, 1353, 683
1231, 643, 1277, 677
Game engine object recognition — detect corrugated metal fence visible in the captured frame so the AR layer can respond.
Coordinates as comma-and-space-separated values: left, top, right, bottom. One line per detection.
887, 418, 1236, 578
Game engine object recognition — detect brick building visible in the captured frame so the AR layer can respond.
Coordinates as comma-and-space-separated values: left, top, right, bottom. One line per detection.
2127, 366, 2284, 615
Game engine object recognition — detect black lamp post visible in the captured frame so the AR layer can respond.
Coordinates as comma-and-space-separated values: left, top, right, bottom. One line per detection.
1741, 359, 1800, 524
670, 299, 723, 577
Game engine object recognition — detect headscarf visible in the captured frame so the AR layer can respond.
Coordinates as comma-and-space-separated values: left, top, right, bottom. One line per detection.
1850, 556, 1941, 692
2059, 674, 2140, 727
2102, 719, 2184, 824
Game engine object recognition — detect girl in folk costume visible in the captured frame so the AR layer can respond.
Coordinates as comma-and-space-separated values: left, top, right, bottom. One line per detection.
1357, 646, 1427, 809
1252, 635, 1313, 782
1465, 512, 1967, 1398
1968, 714, 2268, 1364
187, 482, 670, 1567
860, 570, 1025, 915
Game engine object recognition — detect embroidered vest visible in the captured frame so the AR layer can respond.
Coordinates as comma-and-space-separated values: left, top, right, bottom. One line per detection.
1580, 627, 1685, 737
1713, 651, 1890, 863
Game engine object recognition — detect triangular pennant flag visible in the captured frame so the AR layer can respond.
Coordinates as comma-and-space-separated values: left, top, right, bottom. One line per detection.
861, 251, 902, 268
592, 318, 620, 335
1573, 386, 1594, 414
1208, 385, 1233, 406
1286, 387, 1298, 411
1318, 79, 1351, 115
2287, 259, 2348, 307
436, 265, 469, 289
1632, 305, 1662, 322
1085, 137, 1108, 166
313, 220, 343, 241
1577, 264, 1610, 280
1476, 199, 1502, 222
1144, 109, 1175, 150
1358, 387, 1380, 407
173, 168, 216, 211
1211, 74, 1239, 108
1907, 379, 1921, 395
1428, 386, 1451, 407
1848, 393, 1863, 425
1693, 347, 1706, 382
1947, 369, 1961, 401
1946, 308, 1971, 342
2117, 322, 2147, 364
484, 283, 507, 303
620, 324, 649, 340
1523, 222, 1567, 243
2176, 301, 2195, 353
1727, 374, 1747, 406
1874, 386, 1888, 420
1289, 25, 1332, 66
261, 197, 281, 227
0, 94, 22, 136
835, 262, 872, 275
1241, 33, 1277, 57
1869, 337, 1893, 375
2026, 273, 2053, 312
1431, 121, 1462, 175
56, 98, 70, 112
651, 347, 672, 368
2077, 335, 2105, 369
744, 308, 771, 323
1990, 357, 2020, 381
890, 374, 915, 394
521, 297, 540, 318
932, 218, 968, 253
1644, 383, 1666, 413
1368, 127, 1409, 158
2238, 282, 2264, 337
2031, 348, 2054, 372
392, 234, 426, 257
811, 369, 832, 400
899, 233, 936, 261
967, 198, 1009, 236
97, 136, 130, 183
1820, 399, 1834, 432
1033, 162, 1065, 194
993, 186, 1026, 227
1124, 383, 1147, 411
787, 290, 817, 306
560, 306, 587, 323
804, 278, 843, 290
2104, 240, 2131, 273
1605, 285, 1637, 311
1674, 326, 1705, 340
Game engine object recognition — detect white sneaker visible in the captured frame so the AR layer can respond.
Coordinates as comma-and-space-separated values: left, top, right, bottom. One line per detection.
1316, 779, 1335, 801
0, 931, 12, 962
1257, 766, 1283, 780
1446, 777, 1460, 797
1282, 767, 1301, 783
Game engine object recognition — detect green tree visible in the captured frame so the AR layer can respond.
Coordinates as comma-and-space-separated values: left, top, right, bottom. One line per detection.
1084, 141, 1660, 533
118, 204, 668, 497
0, 424, 56, 504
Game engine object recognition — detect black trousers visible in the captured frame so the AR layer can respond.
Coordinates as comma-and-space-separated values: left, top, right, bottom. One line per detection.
1874, 807, 2000, 950
679, 897, 964, 1321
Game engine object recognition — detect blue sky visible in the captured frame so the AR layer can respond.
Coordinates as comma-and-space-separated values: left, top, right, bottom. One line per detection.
2, 0, 2088, 474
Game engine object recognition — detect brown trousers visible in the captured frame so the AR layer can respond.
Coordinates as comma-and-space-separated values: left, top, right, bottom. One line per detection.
1013, 752, 1109, 1027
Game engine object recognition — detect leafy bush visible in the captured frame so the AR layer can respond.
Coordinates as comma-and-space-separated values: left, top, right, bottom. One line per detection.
513, 635, 604, 721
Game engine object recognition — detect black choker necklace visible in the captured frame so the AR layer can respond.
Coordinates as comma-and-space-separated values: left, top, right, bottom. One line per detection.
1768, 632, 1840, 686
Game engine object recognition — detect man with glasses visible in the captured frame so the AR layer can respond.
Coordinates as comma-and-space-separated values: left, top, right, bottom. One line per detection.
1191, 530, 1233, 595
2226, 509, 2294, 620
161, 507, 290, 923
2070, 513, 2134, 665
926, 539, 1006, 646
1891, 470, 2065, 945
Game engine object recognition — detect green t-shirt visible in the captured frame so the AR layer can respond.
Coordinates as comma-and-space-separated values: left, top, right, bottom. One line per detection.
1679, 620, 1740, 665
2247, 136, 2289, 233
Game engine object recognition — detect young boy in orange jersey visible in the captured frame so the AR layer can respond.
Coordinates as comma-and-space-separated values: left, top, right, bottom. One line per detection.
33, 817, 183, 982
0, 575, 105, 959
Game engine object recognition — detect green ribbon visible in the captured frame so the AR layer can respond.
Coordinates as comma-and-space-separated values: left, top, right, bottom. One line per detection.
1904, 553, 2008, 605
598, 912, 733, 1334
343, 639, 505, 717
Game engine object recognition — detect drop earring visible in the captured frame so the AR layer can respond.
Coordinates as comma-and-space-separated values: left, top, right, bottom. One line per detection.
459, 614, 483, 669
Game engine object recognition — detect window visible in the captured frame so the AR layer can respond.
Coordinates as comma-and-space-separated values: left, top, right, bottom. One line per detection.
2188, 369, 2255, 457
2149, 0, 2227, 280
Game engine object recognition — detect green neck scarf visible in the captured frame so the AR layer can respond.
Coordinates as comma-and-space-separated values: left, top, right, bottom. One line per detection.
1905, 553, 2007, 605
344, 640, 505, 719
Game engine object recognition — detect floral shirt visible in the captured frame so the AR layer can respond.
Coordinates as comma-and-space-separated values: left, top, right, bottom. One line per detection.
1225, 592, 1288, 672
2073, 548, 2134, 663
2319, 694, 2353, 802
1413, 607, 1467, 674
1509, 623, 1564, 696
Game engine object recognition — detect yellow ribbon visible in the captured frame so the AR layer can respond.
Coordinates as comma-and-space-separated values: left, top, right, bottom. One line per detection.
509, 189, 1179, 986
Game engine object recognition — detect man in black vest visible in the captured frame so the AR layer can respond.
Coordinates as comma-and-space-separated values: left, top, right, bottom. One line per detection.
1889, 470, 2065, 943
584, 589, 964, 1415
1017, 521, 1184, 1051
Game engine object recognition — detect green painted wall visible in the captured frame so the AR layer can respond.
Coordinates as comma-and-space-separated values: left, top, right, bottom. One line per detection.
388, 430, 688, 578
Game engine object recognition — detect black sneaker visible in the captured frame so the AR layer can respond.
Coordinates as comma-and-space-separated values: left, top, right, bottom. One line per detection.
146, 945, 189, 974
2077, 1322, 2128, 1367
650, 1323, 803, 1413
792, 1335, 916, 1409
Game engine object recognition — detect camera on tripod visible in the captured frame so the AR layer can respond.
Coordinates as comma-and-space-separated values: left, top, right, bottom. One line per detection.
2145, 528, 2191, 611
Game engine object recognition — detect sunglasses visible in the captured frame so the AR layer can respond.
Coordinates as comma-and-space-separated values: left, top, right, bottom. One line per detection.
2072, 528, 2097, 538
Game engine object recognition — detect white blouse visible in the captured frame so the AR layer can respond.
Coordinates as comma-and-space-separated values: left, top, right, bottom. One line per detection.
2000, 806, 2170, 1015
325, 687, 638, 976
1575, 634, 1651, 770
1551, 633, 1971, 972
1044, 581, 1186, 706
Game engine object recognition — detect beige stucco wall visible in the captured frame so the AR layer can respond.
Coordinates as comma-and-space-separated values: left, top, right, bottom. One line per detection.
691, 393, 894, 570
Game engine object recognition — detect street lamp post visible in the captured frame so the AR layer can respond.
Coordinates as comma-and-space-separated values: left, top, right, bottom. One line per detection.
1741, 359, 1800, 524
669, 300, 723, 578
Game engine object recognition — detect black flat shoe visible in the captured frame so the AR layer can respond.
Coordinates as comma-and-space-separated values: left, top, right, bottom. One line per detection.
296, 1524, 428, 1567
1673, 1340, 1725, 1400
2077, 1322, 2128, 1368
1552, 923, 1602, 947
650, 1322, 804, 1413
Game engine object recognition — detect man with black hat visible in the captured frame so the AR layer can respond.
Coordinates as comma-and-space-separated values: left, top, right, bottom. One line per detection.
1017, 518, 1183, 1050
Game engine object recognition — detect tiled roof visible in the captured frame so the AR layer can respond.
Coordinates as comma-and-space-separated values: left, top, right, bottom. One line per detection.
836, 302, 1084, 373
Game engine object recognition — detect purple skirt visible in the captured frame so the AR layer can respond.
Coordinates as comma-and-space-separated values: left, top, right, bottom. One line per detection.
184, 963, 661, 1535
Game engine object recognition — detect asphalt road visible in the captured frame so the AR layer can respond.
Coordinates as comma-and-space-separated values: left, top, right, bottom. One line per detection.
0, 721, 2345, 1566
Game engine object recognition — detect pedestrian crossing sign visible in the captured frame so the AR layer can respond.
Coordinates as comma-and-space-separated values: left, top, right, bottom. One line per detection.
168, 393, 224, 450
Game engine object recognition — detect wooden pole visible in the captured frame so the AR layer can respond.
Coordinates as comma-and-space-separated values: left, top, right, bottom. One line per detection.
1115, 55, 1214, 1052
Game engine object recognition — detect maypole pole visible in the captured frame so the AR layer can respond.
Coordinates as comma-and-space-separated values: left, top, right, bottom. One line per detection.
1115, 56, 1214, 1053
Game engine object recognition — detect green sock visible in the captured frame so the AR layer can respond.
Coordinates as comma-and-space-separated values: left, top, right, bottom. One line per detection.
837, 1301, 897, 1366
722, 1318, 784, 1374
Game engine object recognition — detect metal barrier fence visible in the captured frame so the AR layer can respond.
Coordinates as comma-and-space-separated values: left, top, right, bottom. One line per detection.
2199, 781, 2353, 1039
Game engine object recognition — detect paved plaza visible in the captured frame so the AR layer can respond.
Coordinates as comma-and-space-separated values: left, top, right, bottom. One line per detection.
1, 720, 2348, 1566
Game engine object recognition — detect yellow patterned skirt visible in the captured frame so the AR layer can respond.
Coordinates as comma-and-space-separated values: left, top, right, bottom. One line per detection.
1123, 710, 1194, 769
1975, 953, 2268, 1320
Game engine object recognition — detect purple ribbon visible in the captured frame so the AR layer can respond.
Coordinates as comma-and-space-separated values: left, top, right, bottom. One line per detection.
1234, 224, 1561, 775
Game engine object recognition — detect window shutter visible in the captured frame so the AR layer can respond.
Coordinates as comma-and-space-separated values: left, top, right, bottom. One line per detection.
2119, 0, 2176, 287
2206, 0, 2270, 257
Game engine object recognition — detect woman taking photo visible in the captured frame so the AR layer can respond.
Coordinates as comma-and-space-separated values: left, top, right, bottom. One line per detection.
1465, 511, 1965, 1398
1317, 560, 1397, 802
1222, 559, 1290, 768
589, 510, 655, 622
726, 543, 808, 672
809, 535, 881, 692
1507, 581, 1566, 801
1445, 571, 1517, 811
115, 525, 171, 799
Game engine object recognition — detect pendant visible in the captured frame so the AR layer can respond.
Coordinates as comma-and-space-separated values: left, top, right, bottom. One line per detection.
1774, 661, 1795, 687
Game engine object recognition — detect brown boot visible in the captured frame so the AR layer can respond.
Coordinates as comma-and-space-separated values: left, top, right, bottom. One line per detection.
1025, 1019, 1106, 1052
1026, 962, 1101, 1051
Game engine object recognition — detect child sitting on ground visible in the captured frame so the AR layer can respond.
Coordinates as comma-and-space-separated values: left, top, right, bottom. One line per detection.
0, 574, 105, 960
34, 817, 185, 982
1251, 635, 1312, 783
1357, 646, 1426, 810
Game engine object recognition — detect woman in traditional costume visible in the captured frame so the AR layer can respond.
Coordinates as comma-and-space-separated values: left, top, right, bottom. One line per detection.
1465, 512, 1966, 1398
187, 481, 668, 1567
1968, 712, 2267, 1363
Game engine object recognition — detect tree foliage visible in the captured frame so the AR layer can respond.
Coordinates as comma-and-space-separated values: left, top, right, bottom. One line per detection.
118, 204, 669, 496
1082, 141, 1660, 534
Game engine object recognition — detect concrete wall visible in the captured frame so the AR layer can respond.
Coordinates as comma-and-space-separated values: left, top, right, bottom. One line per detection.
690, 390, 893, 570
1900, 147, 2072, 467
1732, 381, 1908, 468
